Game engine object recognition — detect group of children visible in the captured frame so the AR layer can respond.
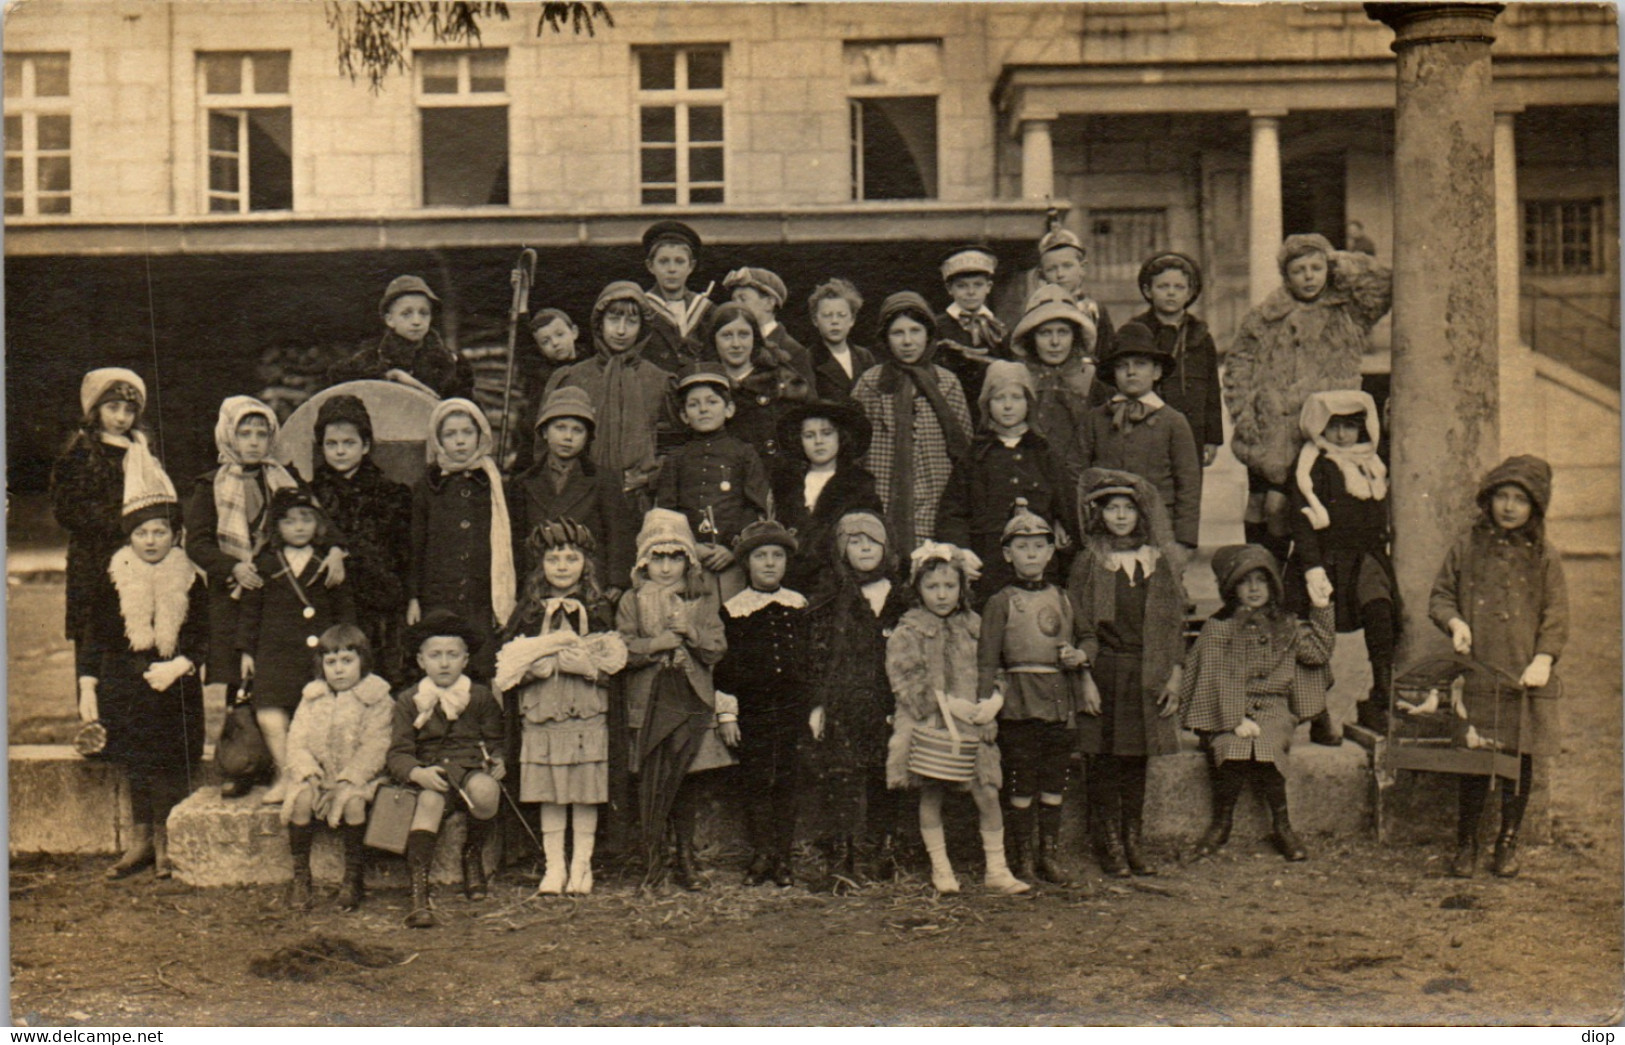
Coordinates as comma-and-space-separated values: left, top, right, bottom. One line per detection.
52, 219, 1568, 921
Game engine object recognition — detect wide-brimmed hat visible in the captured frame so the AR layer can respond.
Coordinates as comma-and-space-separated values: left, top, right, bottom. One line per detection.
1009, 284, 1097, 356
776, 398, 873, 460
1098, 321, 1174, 381
733, 517, 799, 559
378, 275, 439, 316
404, 608, 484, 655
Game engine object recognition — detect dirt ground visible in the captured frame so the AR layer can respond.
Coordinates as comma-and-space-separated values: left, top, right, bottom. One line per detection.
9, 547, 1623, 1025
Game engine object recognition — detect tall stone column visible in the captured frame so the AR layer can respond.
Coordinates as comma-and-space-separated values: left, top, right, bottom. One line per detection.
1021, 118, 1056, 201
1495, 107, 1539, 457
1248, 110, 1286, 305
1366, 3, 1503, 664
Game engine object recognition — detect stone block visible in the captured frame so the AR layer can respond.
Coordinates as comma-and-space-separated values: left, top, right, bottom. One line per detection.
8, 745, 130, 856
167, 787, 494, 887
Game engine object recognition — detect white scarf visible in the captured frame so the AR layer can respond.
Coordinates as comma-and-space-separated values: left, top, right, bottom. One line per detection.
427, 398, 516, 626
1103, 544, 1161, 585
412, 674, 473, 729
108, 545, 199, 659
101, 431, 176, 515
725, 586, 807, 618
1296, 439, 1388, 532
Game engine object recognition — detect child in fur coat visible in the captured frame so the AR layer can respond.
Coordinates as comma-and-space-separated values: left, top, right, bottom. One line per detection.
281, 624, 394, 912
885, 541, 1028, 896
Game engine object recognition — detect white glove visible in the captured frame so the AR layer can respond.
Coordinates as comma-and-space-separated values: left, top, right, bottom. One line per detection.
944, 696, 980, 723
77, 677, 99, 723
1521, 654, 1553, 689
970, 692, 1004, 725
1449, 619, 1473, 656
1234, 717, 1262, 739
143, 657, 193, 693
1305, 567, 1334, 609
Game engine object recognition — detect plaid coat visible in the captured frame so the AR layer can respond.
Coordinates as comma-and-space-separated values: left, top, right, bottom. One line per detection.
1179, 603, 1333, 765
852, 363, 972, 549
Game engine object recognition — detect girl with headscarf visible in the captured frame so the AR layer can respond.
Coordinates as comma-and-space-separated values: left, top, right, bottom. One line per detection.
851, 292, 973, 554
186, 397, 343, 718
406, 398, 516, 682
52, 369, 178, 693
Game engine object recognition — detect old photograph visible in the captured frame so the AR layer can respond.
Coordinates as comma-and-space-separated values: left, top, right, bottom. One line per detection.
5, 0, 1621, 1027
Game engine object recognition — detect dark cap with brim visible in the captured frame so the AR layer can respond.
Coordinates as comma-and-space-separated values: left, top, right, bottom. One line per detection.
404, 608, 484, 655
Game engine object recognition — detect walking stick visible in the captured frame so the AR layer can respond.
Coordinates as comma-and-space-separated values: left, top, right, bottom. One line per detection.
496, 247, 538, 467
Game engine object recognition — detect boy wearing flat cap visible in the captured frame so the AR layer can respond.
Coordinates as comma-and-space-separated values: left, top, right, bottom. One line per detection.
328, 274, 475, 400
641, 221, 714, 375
723, 266, 817, 389
934, 246, 1009, 420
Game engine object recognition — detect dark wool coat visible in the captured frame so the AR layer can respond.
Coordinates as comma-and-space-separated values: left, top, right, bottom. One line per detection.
386, 681, 505, 789
769, 459, 883, 597
805, 573, 913, 774
328, 330, 475, 402
410, 467, 499, 676
83, 562, 208, 774
506, 455, 638, 592
764, 325, 819, 392
308, 458, 411, 618
654, 430, 772, 549
808, 341, 877, 402
715, 596, 810, 716
935, 429, 1070, 604
1070, 554, 1185, 758
237, 548, 357, 711
1285, 453, 1394, 631
1429, 473, 1568, 757
511, 356, 575, 475
1079, 402, 1203, 548
1131, 308, 1225, 453
1223, 251, 1392, 486
727, 365, 814, 472
934, 308, 1012, 423
51, 435, 128, 651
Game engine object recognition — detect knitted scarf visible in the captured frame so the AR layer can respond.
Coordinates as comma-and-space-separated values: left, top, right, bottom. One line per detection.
100, 430, 176, 517
412, 674, 472, 729
427, 398, 516, 627
212, 397, 298, 564
108, 545, 199, 659
877, 360, 970, 553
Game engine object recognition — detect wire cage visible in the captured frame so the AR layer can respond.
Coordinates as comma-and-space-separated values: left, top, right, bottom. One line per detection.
1384, 655, 1529, 790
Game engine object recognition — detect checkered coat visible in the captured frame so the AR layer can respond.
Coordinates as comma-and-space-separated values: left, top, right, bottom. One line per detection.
1179, 603, 1333, 765
851, 363, 972, 548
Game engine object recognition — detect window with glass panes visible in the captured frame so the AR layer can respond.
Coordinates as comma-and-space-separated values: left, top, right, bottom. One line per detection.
636, 47, 725, 205
417, 50, 509, 207
199, 52, 292, 213
1523, 198, 1606, 275
4, 53, 72, 216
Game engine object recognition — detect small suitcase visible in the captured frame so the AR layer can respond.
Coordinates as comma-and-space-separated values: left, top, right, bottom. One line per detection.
363, 785, 418, 854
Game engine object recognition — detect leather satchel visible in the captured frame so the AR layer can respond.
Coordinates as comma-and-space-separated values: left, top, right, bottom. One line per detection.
363, 785, 418, 854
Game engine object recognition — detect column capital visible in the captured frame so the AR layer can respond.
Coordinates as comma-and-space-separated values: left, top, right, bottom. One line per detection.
1494, 104, 1525, 118
1248, 108, 1289, 121
1020, 113, 1058, 127
1365, 3, 1503, 50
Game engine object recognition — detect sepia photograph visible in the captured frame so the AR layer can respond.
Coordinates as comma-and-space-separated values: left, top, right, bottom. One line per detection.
4, 0, 1621, 1027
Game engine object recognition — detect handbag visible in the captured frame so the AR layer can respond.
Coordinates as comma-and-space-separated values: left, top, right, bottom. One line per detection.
214, 681, 272, 782
906, 691, 978, 784
363, 785, 419, 854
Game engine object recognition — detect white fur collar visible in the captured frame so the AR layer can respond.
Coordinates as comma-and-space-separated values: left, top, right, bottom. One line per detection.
302, 673, 393, 707
107, 546, 199, 658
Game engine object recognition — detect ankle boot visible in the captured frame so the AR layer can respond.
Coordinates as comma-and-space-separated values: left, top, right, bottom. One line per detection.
1261, 766, 1307, 861
921, 824, 959, 894
539, 826, 568, 895
1118, 758, 1154, 875
671, 833, 701, 891
1491, 787, 1527, 878
1092, 803, 1130, 877
106, 823, 155, 880
405, 829, 438, 928
461, 817, 492, 901
286, 822, 316, 909
1007, 805, 1036, 882
566, 809, 597, 896
1451, 776, 1489, 878
1036, 803, 1074, 885
1309, 710, 1341, 747
1195, 763, 1242, 858
980, 829, 1029, 895
335, 823, 368, 911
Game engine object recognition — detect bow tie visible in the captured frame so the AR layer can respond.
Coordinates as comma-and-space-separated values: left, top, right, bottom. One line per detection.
1111, 398, 1152, 432
543, 597, 587, 632
956, 311, 1007, 349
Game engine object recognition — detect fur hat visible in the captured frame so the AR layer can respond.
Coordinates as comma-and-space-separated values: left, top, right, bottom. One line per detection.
1212, 544, 1283, 603
1477, 454, 1553, 518
635, 508, 700, 573
642, 220, 702, 258
940, 246, 997, 282
722, 267, 787, 309
1001, 497, 1053, 545
534, 386, 597, 434
1009, 283, 1097, 358
80, 368, 147, 421
1098, 321, 1174, 380
1037, 225, 1086, 261
404, 608, 483, 655
315, 394, 374, 446
978, 359, 1036, 417
776, 398, 873, 461
733, 517, 798, 559
379, 275, 439, 316
1276, 234, 1335, 277
1137, 252, 1204, 305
